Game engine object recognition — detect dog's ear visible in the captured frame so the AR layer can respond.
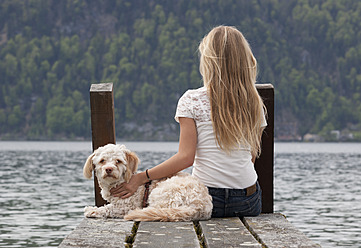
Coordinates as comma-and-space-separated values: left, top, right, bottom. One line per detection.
83, 153, 95, 179
124, 151, 140, 183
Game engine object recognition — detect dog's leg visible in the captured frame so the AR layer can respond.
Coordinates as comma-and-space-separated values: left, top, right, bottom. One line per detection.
84, 205, 112, 218
84, 206, 105, 218
84, 204, 127, 218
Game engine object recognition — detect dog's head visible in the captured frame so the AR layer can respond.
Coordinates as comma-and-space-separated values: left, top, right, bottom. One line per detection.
83, 144, 139, 184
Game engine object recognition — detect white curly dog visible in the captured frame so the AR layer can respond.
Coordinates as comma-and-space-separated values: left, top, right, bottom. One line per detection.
83, 144, 213, 221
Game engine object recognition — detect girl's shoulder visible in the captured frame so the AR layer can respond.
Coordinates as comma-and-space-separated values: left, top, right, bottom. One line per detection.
178, 87, 211, 122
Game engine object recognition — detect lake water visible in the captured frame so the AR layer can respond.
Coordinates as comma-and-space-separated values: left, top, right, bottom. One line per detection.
0, 141, 360, 247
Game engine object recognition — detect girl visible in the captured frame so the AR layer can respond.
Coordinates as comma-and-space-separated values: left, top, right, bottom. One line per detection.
111, 25, 267, 217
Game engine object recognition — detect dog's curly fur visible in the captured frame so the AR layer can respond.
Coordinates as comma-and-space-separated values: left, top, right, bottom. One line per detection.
83, 144, 213, 221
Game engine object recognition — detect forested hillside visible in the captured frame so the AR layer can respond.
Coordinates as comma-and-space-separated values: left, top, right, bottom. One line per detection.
0, 0, 360, 141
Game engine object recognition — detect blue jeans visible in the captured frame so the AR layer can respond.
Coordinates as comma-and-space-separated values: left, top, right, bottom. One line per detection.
207, 182, 262, 218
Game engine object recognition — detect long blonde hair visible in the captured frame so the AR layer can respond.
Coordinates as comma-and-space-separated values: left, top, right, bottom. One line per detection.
198, 26, 265, 157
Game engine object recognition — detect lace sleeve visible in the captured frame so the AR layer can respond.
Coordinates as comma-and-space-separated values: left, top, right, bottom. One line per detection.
174, 91, 193, 123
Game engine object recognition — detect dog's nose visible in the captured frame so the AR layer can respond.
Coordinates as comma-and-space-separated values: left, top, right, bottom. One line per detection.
106, 168, 113, 174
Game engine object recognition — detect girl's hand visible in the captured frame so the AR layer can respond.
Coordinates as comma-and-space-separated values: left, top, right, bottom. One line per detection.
110, 173, 146, 199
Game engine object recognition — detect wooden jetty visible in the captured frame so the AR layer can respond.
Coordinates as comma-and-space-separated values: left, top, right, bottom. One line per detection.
59, 83, 321, 247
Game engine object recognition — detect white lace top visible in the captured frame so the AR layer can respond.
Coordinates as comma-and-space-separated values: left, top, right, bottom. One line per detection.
175, 86, 267, 189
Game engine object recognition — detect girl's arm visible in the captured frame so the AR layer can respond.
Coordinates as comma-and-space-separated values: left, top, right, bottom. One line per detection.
111, 117, 197, 198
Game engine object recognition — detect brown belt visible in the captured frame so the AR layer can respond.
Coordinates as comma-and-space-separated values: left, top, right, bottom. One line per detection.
246, 183, 257, 196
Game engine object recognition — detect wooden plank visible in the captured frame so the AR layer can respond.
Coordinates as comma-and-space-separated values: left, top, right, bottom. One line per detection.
90, 82, 116, 207
243, 213, 321, 248
59, 218, 134, 248
200, 217, 261, 248
255, 83, 274, 213
133, 222, 200, 248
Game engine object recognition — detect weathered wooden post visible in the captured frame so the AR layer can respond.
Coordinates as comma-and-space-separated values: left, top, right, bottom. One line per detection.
255, 83, 274, 213
89, 83, 116, 207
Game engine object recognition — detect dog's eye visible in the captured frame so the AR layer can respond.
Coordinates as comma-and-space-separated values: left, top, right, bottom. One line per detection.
100, 159, 105, 164
116, 160, 122, 164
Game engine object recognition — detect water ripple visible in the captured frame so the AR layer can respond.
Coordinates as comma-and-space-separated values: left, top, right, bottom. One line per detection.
274, 152, 361, 247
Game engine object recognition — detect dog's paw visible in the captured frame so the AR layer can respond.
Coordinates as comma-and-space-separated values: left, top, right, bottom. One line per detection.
84, 206, 100, 218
